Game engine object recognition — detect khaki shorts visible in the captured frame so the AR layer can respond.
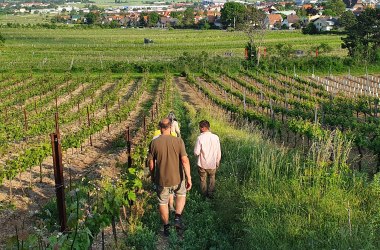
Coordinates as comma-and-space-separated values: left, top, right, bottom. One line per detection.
157, 180, 186, 205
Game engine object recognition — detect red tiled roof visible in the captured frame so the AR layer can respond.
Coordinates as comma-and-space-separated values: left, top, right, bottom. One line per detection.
267, 14, 282, 25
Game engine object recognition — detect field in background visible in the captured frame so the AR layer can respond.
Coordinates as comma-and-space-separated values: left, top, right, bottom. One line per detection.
0, 14, 50, 24
0, 27, 345, 72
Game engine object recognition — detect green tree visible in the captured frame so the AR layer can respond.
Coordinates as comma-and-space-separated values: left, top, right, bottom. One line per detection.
296, 8, 307, 17
323, 9, 335, 16
199, 19, 210, 30
85, 12, 98, 25
324, 0, 346, 16
342, 8, 380, 62
243, 6, 266, 66
302, 22, 318, 35
220, 2, 247, 29
139, 12, 148, 27
183, 8, 195, 27
70, 9, 78, 15
339, 11, 357, 30
292, 21, 302, 29
109, 20, 119, 28
148, 12, 160, 27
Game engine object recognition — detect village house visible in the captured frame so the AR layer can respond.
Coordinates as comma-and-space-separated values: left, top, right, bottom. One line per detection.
282, 13, 300, 29
264, 13, 283, 29
313, 16, 337, 32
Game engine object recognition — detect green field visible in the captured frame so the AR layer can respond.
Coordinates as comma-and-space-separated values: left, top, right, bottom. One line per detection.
0, 14, 50, 24
0, 27, 346, 72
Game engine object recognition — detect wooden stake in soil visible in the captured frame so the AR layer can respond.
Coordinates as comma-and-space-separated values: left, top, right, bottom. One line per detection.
126, 126, 132, 168
87, 106, 92, 146
143, 116, 146, 139
55, 96, 58, 111
50, 131, 67, 232
106, 104, 110, 134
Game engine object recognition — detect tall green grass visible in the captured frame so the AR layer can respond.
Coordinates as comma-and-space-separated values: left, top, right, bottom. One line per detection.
182, 102, 380, 249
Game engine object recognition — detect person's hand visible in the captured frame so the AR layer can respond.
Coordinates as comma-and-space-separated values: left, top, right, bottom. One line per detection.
186, 179, 192, 191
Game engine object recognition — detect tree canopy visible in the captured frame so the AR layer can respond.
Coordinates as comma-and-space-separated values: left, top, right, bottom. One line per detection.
339, 11, 357, 30
183, 8, 195, 27
323, 0, 346, 16
85, 12, 98, 25
342, 8, 380, 62
220, 2, 247, 29
148, 12, 160, 27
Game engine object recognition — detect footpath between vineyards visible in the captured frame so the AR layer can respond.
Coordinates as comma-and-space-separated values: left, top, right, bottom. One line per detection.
127, 77, 248, 249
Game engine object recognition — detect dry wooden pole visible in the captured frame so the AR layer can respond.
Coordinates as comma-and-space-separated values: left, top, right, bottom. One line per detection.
23, 108, 28, 131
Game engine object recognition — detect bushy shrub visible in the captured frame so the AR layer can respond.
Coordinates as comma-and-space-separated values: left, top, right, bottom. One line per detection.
302, 22, 318, 35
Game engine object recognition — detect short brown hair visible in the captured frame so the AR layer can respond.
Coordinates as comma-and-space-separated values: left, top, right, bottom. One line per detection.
199, 120, 210, 129
159, 118, 171, 129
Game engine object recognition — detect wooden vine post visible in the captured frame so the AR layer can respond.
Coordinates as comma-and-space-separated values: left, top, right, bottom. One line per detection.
106, 103, 110, 134
126, 126, 132, 168
50, 112, 67, 232
87, 106, 92, 146
143, 116, 146, 139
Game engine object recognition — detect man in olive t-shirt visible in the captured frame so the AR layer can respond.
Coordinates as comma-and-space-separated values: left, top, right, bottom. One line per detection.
148, 118, 192, 236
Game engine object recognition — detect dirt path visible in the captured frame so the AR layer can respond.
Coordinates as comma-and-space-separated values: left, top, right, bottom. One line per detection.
175, 77, 211, 112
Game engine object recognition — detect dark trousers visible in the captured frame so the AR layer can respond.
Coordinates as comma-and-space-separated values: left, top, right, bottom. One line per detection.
198, 167, 216, 196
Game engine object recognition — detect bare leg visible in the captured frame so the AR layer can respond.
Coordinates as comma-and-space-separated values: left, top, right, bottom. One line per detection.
159, 204, 169, 224
169, 194, 175, 211
175, 195, 186, 214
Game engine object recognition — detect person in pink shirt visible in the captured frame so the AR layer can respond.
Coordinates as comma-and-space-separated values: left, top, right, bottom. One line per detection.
194, 120, 221, 198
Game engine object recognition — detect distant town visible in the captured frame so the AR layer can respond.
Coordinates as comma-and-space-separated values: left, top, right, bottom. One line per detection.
1, 0, 380, 30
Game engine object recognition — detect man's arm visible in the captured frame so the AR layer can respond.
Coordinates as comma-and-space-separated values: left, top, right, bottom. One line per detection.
181, 155, 192, 190
175, 122, 181, 138
216, 137, 221, 168
148, 141, 155, 172
149, 159, 154, 172
194, 137, 201, 156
